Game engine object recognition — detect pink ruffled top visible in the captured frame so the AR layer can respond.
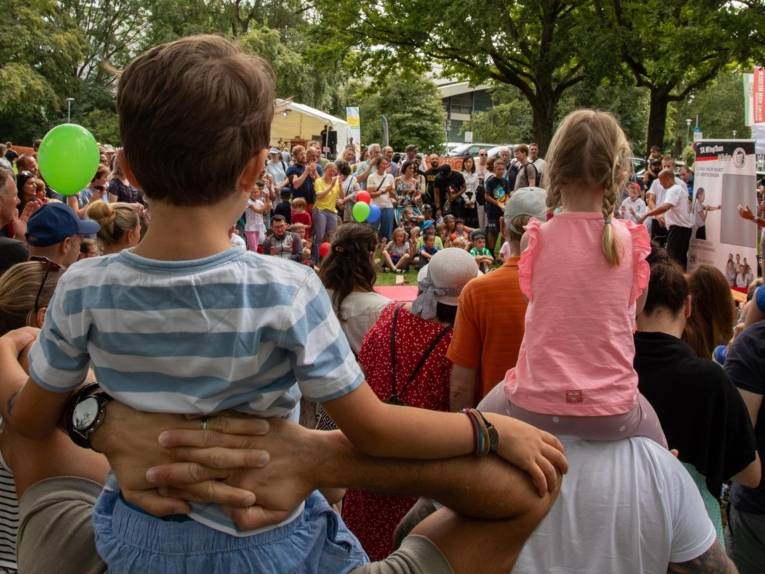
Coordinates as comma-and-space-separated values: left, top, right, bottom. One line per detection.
505, 213, 651, 416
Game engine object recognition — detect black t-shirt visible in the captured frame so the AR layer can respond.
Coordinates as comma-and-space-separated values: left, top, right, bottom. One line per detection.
108, 178, 142, 204
274, 200, 292, 224
725, 322, 765, 513
434, 171, 465, 211
286, 164, 320, 205
423, 167, 440, 205
635, 331, 757, 500
484, 176, 510, 219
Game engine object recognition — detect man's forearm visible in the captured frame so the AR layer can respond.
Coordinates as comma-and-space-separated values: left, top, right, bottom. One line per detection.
314, 430, 541, 520
357, 165, 373, 183
667, 540, 738, 574
645, 203, 671, 219
449, 366, 479, 411
291, 171, 309, 189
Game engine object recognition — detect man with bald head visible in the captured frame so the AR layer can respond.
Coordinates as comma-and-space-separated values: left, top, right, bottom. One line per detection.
354, 143, 382, 189
383, 146, 398, 177
640, 169, 694, 269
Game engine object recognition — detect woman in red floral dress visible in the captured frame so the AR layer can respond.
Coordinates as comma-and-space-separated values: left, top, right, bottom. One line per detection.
341, 248, 480, 560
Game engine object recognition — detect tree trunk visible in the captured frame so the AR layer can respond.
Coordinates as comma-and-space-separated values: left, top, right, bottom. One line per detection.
530, 93, 556, 155
646, 88, 670, 155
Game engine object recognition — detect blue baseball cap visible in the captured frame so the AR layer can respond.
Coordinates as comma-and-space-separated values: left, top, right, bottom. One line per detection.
26, 203, 100, 247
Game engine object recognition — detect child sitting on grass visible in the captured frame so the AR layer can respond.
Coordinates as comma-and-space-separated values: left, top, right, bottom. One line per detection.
382, 227, 411, 273
470, 232, 494, 273
418, 233, 440, 269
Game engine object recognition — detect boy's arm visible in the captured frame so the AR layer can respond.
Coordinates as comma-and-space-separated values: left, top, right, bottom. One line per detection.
323, 382, 474, 459
323, 383, 566, 496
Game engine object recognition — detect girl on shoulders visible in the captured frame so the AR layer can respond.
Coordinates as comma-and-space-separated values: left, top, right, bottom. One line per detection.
494, 109, 666, 446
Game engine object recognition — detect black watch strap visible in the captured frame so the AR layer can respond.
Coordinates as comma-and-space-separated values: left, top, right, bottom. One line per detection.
478, 411, 499, 454
64, 383, 112, 450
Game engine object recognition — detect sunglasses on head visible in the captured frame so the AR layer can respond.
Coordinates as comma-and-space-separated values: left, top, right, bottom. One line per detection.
30, 256, 63, 316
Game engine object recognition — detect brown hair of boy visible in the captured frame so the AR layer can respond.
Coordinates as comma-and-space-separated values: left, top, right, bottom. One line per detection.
117, 34, 275, 206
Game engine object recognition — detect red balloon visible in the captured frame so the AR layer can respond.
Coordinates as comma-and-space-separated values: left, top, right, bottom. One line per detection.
356, 190, 372, 204
319, 242, 332, 258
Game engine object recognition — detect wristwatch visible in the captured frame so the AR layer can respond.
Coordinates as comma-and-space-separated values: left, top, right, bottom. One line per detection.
65, 383, 112, 450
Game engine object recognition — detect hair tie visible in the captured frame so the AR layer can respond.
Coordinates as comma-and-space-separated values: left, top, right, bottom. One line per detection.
604, 216, 612, 224
333, 245, 344, 253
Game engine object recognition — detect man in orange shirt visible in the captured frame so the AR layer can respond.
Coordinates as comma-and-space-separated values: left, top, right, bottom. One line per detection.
447, 186, 547, 410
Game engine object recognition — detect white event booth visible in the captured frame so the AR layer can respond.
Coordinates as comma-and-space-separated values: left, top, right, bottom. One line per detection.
271, 99, 349, 154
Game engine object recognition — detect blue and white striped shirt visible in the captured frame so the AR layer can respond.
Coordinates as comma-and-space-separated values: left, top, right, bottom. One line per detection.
28, 247, 364, 534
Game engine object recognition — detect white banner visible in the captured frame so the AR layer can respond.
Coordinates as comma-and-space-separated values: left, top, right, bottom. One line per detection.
688, 140, 759, 289
346, 107, 361, 158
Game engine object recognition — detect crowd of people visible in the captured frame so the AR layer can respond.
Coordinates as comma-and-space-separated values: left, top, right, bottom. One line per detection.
0, 33, 763, 574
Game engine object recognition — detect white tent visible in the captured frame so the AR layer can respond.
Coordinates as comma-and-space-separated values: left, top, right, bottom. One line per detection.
271, 99, 349, 153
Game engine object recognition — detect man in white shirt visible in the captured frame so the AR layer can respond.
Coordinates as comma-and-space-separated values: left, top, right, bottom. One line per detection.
513, 436, 722, 573
641, 169, 694, 269
646, 155, 687, 244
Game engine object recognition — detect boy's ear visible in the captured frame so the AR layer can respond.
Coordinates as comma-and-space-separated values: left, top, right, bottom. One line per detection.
117, 149, 142, 190
239, 149, 269, 193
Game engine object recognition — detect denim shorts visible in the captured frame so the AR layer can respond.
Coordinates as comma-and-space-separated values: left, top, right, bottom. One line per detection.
93, 489, 368, 573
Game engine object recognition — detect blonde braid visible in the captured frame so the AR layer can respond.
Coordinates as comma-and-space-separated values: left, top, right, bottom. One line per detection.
546, 185, 561, 211
601, 180, 620, 267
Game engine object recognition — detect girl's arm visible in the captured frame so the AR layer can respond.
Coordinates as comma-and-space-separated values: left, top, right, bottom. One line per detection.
248, 203, 266, 215
323, 383, 567, 495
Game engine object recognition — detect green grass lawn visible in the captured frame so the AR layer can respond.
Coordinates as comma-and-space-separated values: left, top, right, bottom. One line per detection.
374, 268, 419, 286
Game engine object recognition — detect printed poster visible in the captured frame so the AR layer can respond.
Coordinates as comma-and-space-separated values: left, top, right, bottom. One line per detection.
346, 106, 361, 158
688, 140, 758, 289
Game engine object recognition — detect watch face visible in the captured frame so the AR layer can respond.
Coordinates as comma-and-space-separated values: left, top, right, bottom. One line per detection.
73, 396, 100, 432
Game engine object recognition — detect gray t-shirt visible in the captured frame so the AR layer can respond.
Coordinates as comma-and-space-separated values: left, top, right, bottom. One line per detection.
514, 162, 539, 190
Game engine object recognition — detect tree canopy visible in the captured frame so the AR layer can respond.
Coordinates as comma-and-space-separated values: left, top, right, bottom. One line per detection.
592, 0, 762, 153
313, 0, 603, 152
348, 73, 446, 152
1, 0, 763, 153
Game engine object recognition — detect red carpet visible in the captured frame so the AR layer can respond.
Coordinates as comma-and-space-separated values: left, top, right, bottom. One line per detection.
374, 286, 418, 302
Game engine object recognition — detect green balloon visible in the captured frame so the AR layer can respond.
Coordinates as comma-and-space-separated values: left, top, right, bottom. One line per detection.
352, 201, 371, 223
38, 124, 100, 197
